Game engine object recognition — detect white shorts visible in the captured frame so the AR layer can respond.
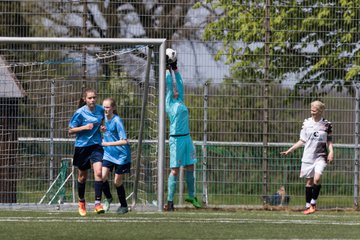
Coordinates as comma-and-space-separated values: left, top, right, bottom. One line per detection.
300, 158, 327, 178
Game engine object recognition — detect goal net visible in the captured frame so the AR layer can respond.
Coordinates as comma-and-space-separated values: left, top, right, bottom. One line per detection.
0, 37, 166, 210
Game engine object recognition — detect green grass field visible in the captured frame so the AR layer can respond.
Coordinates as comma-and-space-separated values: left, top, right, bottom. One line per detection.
1, 208, 360, 239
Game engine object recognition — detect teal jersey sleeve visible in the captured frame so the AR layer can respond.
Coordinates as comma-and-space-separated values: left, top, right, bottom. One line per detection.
174, 70, 184, 102
165, 69, 174, 113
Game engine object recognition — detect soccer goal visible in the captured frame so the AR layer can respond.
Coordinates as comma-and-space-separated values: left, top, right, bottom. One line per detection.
0, 37, 167, 211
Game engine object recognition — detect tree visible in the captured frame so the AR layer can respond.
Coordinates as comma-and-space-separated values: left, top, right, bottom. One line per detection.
22, 1, 199, 81
193, 0, 360, 196
27, 1, 197, 40
194, 0, 360, 88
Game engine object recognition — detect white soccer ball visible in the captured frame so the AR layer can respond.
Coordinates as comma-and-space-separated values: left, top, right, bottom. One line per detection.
166, 48, 177, 63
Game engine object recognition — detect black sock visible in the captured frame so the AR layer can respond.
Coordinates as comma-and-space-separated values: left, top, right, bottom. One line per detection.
116, 184, 127, 207
77, 181, 86, 200
94, 181, 103, 202
312, 184, 322, 201
102, 181, 112, 200
305, 186, 313, 204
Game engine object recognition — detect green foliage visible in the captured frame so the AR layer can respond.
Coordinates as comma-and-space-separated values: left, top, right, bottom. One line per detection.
196, 0, 360, 85
346, 65, 360, 81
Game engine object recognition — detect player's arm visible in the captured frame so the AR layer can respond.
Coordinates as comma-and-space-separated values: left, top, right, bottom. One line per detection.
326, 122, 334, 163
327, 140, 334, 163
281, 120, 307, 156
280, 140, 305, 156
102, 139, 129, 147
68, 124, 94, 134
174, 70, 184, 102
100, 119, 106, 133
68, 112, 93, 134
102, 118, 129, 147
165, 69, 174, 111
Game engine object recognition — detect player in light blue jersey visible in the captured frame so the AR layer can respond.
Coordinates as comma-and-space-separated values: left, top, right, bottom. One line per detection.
69, 88, 105, 216
101, 98, 131, 214
281, 100, 333, 215
164, 48, 201, 211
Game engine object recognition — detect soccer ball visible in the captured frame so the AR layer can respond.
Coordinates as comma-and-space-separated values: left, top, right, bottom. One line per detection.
166, 48, 177, 63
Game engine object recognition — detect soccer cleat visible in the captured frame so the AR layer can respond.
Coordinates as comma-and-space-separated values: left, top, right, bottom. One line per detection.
303, 205, 316, 215
103, 198, 112, 212
78, 201, 87, 217
116, 206, 129, 214
185, 197, 202, 208
94, 203, 105, 214
164, 201, 174, 212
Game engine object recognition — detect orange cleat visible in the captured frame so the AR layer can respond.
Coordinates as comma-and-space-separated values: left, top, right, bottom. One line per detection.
94, 203, 105, 214
303, 205, 316, 215
78, 201, 87, 217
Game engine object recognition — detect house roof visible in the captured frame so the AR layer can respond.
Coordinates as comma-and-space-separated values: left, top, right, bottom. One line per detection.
0, 56, 25, 98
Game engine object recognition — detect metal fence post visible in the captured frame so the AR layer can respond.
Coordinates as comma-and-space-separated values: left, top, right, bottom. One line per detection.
202, 82, 209, 206
354, 83, 359, 208
50, 80, 55, 184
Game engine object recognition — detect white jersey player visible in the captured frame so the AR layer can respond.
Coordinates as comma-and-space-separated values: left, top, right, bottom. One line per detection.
281, 100, 334, 215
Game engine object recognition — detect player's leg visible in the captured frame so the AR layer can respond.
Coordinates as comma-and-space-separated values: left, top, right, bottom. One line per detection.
77, 169, 88, 202
166, 137, 180, 211
183, 137, 201, 208
166, 168, 179, 211
93, 161, 105, 213
311, 174, 321, 209
300, 162, 316, 214
184, 165, 201, 208
311, 160, 326, 210
90, 145, 105, 214
73, 146, 92, 217
304, 177, 315, 214
114, 162, 131, 214
312, 173, 322, 202
102, 162, 113, 212
185, 164, 195, 198
77, 168, 88, 216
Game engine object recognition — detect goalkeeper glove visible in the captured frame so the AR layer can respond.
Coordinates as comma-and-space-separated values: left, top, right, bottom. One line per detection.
170, 60, 177, 71
166, 55, 171, 70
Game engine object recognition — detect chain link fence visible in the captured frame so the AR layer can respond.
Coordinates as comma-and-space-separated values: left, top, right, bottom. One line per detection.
0, 1, 359, 209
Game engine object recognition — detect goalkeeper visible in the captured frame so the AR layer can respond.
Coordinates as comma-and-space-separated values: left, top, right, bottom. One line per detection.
164, 48, 201, 211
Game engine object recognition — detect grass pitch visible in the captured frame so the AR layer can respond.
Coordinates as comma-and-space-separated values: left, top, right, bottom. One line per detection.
1, 208, 360, 239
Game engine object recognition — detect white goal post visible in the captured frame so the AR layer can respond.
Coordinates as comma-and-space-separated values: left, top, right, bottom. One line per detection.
0, 37, 167, 211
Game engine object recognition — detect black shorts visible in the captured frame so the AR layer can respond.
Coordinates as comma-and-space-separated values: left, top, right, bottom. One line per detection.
73, 144, 104, 171
102, 160, 131, 175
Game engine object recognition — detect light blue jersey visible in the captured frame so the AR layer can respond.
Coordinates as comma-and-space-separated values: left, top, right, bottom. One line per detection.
69, 104, 104, 147
103, 115, 131, 165
166, 70, 190, 136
